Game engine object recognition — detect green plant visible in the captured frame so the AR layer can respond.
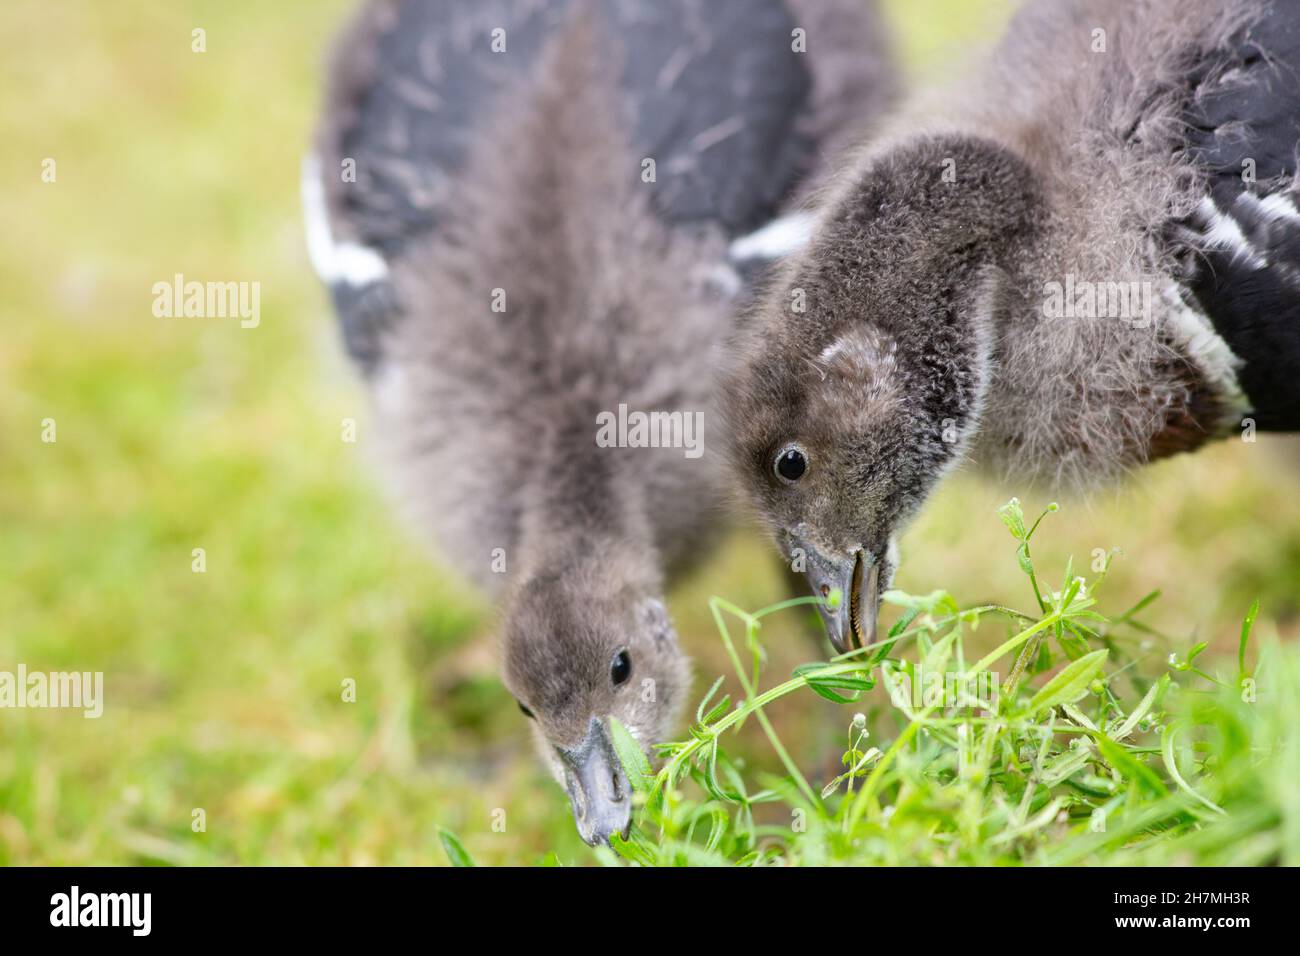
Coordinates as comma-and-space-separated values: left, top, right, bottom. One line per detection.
594, 500, 1296, 867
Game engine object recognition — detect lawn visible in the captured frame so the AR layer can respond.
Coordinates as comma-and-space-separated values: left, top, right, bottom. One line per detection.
1, 0, 1297, 866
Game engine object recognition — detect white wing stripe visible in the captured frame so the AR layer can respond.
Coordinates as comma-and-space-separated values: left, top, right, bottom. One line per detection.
729, 210, 817, 263
301, 154, 390, 288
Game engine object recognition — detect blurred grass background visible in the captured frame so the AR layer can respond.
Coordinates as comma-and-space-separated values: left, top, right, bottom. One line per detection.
1, 0, 1296, 866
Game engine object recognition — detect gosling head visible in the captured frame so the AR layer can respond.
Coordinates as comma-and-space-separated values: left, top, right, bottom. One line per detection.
500, 555, 689, 846
722, 324, 928, 655
723, 135, 1041, 653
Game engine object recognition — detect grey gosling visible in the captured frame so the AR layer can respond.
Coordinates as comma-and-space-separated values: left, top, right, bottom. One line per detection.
723, 0, 1300, 654
306, 0, 896, 844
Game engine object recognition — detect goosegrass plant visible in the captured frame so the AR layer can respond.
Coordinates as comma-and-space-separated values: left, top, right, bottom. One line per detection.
593, 500, 1296, 867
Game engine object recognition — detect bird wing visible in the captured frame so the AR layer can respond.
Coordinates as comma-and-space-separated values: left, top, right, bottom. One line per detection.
306, 0, 889, 374
1178, 0, 1300, 430
306, 0, 569, 373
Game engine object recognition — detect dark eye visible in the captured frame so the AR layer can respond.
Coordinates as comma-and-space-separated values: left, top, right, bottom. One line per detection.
774, 446, 808, 482
610, 649, 631, 686
518, 701, 535, 720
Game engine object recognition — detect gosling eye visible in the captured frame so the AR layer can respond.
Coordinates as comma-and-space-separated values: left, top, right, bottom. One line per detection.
610, 649, 632, 686
517, 701, 535, 720
774, 445, 808, 483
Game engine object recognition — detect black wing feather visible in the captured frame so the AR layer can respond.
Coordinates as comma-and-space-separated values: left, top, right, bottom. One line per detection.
1179, 0, 1300, 430
321, 0, 814, 255
313, 0, 824, 373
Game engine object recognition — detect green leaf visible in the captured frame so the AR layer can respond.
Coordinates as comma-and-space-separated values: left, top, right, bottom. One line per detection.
882, 588, 956, 615
1095, 736, 1168, 797
1116, 589, 1161, 623
609, 830, 656, 866
889, 605, 921, 639
1025, 649, 1109, 715
794, 663, 874, 703
1059, 621, 1094, 659
608, 716, 653, 794
1112, 674, 1169, 741
1056, 558, 1076, 611
1161, 724, 1224, 816
437, 827, 476, 867
700, 695, 732, 726
1057, 621, 1091, 660
1172, 641, 1210, 672
700, 739, 744, 804
1239, 599, 1259, 678
700, 807, 729, 854
997, 498, 1027, 540
695, 675, 725, 724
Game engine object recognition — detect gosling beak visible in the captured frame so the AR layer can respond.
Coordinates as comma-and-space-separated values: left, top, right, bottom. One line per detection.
558, 716, 632, 847
791, 537, 880, 655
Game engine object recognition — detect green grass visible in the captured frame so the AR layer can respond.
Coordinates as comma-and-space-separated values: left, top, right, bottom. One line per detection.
2, 0, 1298, 866
440, 502, 1299, 866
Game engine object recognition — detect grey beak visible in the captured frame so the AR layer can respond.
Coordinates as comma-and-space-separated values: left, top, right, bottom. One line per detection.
558, 716, 632, 847
791, 537, 880, 655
